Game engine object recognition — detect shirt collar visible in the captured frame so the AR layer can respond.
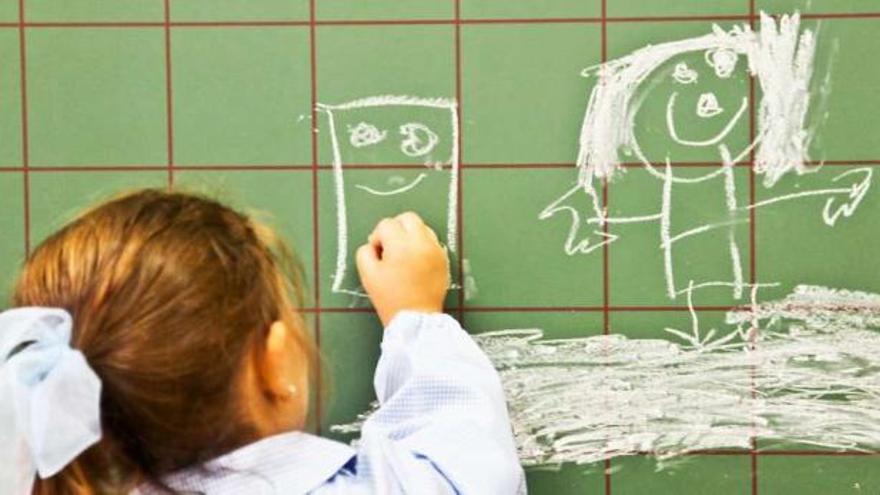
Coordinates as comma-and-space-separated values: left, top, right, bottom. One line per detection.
149, 431, 356, 494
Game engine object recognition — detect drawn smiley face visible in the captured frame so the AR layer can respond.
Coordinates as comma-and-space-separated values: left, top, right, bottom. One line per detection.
662, 48, 751, 157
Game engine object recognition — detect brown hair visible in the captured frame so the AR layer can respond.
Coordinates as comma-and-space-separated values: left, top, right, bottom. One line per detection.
12, 189, 316, 494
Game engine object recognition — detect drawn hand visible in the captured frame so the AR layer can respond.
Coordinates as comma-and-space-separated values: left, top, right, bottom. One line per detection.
539, 183, 618, 255
822, 167, 872, 226
356, 212, 450, 327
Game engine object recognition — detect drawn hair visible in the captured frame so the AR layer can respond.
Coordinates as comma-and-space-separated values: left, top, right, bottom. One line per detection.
13, 189, 317, 494
577, 13, 816, 187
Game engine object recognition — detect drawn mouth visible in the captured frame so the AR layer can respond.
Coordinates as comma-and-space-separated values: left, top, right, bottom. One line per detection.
666, 91, 749, 147
354, 173, 428, 196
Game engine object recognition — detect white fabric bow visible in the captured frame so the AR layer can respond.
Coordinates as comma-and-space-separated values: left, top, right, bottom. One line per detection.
0, 307, 102, 495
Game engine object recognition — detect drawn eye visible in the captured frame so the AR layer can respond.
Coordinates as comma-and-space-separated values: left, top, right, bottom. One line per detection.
672, 62, 699, 85
399, 123, 439, 157
347, 122, 387, 148
705, 48, 738, 78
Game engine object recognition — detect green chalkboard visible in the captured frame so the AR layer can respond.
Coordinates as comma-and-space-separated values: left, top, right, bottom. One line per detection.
2, 1, 880, 494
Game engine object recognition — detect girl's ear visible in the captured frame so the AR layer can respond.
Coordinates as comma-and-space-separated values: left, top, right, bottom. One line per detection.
262, 320, 294, 400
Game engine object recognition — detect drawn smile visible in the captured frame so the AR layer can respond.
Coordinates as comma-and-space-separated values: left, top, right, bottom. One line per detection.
666, 92, 749, 147
354, 173, 428, 196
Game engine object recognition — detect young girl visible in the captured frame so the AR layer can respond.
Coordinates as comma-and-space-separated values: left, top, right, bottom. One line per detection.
0, 190, 524, 494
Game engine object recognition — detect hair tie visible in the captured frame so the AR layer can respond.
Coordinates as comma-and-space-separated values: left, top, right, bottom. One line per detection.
0, 307, 102, 495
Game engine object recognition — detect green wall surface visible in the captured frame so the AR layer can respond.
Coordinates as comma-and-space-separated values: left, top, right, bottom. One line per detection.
1, 1, 879, 493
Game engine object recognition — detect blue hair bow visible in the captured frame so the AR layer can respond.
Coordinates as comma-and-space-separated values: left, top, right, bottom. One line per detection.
0, 307, 102, 495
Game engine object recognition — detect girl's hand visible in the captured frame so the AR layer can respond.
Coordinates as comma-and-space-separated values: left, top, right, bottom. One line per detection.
356, 212, 450, 327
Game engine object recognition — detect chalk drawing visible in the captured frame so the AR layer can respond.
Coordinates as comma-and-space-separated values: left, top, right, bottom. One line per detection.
347, 122, 387, 148
399, 122, 439, 157
317, 96, 460, 297
540, 12, 872, 303
354, 173, 429, 197
334, 285, 880, 466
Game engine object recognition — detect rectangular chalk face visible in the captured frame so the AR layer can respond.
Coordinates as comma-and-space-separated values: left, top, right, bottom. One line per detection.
605, 21, 752, 166
316, 101, 459, 308
460, 0, 600, 19
608, 166, 751, 308
0, 29, 21, 167
172, 28, 313, 166
0, 174, 24, 309
612, 456, 751, 494
759, 456, 880, 494
27, 29, 167, 167
169, 0, 308, 22
315, 0, 452, 21
28, 171, 167, 246
173, 170, 316, 298
755, 165, 880, 302
463, 169, 604, 309
461, 24, 602, 165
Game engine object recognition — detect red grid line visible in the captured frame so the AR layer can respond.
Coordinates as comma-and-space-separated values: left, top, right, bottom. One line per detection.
600, 1, 613, 493
163, 0, 174, 188
305, 303, 880, 313
1, 159, 876, 174
747, 1, 759, 493
454, 0, 465, 322
4, 11, 880, 29
307, 0, 322, 435
17, 0, 29, 256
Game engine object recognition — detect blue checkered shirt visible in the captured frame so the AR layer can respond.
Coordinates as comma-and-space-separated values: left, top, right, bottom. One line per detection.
136, 311, 525, 494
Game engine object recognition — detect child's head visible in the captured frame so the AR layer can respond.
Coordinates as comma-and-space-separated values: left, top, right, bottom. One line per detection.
12, 189, 316, 493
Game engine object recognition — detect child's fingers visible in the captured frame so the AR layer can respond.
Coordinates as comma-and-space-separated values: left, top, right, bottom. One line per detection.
356, 243, 380, 273
373, 217, 405, 242
424, 225, 440, 245
395, 211, 424, 232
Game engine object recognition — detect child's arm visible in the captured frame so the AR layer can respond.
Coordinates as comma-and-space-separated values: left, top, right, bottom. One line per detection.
351, 212, 524, 494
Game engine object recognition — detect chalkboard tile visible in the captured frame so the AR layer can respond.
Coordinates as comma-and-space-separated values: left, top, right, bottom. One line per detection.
462, 169, 605, 308
0, 29, 21, 167
612, 455, 750, 495
0, 173, 24, 309
28, 171, 167, 245
27, 29, 167, 167
316, 0, 451, 21
608, 0, 745, 18
800, 19, 880, 162
758, 0, 880, 14
755, 164, 880, 302
317, 168, 459, 310
461, 0, 600, 20
25, 0, 163, 22
174, 169, 316, 296
461, 23, 602, 164
608, 166, 752, 307
525, 463, 605, 495
171, 28, 313, 166
319, 312, 383, 443
170, 0, 308, 22
758, 455, 880, 494
0, 0, 14, 23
